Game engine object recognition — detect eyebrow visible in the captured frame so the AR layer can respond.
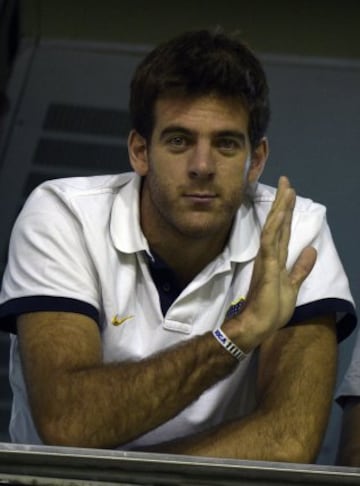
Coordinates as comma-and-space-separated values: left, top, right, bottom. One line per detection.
159, 126, 247, 143
159, 126, 193, 140
214, 130, 246, 143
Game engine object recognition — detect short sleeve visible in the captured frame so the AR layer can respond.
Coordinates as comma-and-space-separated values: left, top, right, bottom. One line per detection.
0, 184, 100, 333
287, 207, 356, 341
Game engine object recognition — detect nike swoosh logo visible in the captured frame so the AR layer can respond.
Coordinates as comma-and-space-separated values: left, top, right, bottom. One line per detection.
111, 315, 134, 326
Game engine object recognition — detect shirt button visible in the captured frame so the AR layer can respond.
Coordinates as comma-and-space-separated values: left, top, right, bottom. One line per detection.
162, 282, 171, 292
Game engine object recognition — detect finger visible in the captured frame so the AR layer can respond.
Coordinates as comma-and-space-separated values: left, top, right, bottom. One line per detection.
264, 177, 292, 229
278, 187, 296, 267
258, 209, 286, 262
273, 176, 291, 207
260, 177, 292, 257
289, 246, 317, 289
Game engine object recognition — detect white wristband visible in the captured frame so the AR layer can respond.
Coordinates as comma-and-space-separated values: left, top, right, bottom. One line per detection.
213, 328, 247, 362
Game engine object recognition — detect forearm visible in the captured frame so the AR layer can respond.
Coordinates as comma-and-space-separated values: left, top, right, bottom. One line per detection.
147, 407, 303, 461
254, 318, 337, 463
149, 316, 337, 463
20, 318, 238, 449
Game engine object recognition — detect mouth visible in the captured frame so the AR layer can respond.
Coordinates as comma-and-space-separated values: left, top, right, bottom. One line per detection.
183, 193, 218, 203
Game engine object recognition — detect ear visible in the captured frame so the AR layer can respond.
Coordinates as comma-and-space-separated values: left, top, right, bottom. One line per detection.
128, 129, 149, 176
247, 137, 269, 184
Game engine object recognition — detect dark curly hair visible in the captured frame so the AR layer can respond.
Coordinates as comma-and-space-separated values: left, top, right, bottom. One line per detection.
129, 28, 270, 149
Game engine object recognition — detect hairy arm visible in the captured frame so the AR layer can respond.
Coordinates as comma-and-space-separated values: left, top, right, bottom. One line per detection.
17, 311, 237, 448
336, 398, 360, 466
148, 314, 337, 463
253, 314, 337, 463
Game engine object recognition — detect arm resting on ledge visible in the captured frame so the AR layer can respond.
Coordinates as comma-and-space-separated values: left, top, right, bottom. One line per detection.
149, 314, 337, 463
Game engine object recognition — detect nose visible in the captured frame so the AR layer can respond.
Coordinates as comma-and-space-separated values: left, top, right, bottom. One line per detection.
188, 142, 215, 179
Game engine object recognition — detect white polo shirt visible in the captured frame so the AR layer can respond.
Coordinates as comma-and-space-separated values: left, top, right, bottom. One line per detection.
0, 172, 356, 447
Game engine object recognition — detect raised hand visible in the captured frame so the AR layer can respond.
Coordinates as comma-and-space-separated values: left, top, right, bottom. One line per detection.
226, 176, 317, 352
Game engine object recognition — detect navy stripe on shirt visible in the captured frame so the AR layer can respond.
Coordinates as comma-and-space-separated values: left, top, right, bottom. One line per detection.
0, 296, 99, 333
0, 294, 356, 341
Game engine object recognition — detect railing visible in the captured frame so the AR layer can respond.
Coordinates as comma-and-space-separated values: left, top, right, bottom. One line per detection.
0, 442, 360, 485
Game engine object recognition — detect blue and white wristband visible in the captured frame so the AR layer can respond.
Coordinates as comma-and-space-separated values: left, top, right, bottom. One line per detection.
213, 328, 247, 362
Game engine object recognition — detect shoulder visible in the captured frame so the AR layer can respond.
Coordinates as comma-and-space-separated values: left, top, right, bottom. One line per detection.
252, 182, 327, 232
251, 182, 331, 268
9, 172, 139, 249
17, 172, 137, 220
253, 182, 326, 214
27, 172, 135, 203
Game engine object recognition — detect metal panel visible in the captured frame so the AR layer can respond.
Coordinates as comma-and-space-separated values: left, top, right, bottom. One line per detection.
0, 444, 360, 486
1, 443, 360, 486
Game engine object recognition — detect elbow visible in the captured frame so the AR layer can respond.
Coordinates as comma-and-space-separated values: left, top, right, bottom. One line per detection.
270, 438, 317, 464
36, 419, 84, 448
34, 413, 95, 449
33, 408, 120, 449
30, 396, 105, 448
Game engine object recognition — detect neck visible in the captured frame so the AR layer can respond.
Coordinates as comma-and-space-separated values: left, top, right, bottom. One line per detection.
142, 214, 230, 287
139, 178, 233, 285
153, 237, 228, 287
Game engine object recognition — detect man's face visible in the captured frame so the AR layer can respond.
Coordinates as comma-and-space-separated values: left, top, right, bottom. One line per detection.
130, 95, 266, 243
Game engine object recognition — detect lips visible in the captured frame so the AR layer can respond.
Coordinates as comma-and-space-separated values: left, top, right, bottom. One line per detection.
185, 193, 216, 198
183, 193, 218, 205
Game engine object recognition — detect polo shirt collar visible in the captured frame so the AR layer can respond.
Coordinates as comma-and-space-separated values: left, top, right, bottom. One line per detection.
110, 173, 261, 263
110, 174, 150, 254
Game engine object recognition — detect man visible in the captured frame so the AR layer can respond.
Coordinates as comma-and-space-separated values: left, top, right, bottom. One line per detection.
0, 29, 356, 462
336, 333, 360, 466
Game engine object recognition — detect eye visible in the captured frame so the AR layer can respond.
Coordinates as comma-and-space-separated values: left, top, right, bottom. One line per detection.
166, 135, 189, 152
169, 136, 186, 146
217, 138, 240, 153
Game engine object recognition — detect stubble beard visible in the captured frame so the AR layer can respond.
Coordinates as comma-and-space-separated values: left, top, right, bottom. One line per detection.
145, 170, 245, 241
